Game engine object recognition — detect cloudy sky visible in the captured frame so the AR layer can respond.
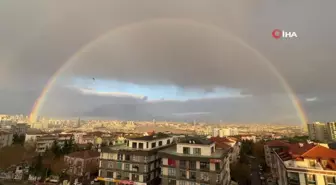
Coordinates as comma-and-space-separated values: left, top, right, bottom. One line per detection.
1, 0, 335, 123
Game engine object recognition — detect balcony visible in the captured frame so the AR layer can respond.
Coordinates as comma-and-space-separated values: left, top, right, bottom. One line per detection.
288, 178, 300, 185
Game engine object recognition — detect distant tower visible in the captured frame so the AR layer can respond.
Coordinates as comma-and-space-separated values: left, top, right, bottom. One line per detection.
77, 117, 81, 128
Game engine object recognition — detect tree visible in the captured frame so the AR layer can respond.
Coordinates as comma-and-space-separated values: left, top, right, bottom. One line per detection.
51, 140, 61, 157
230, 162, 250, 183
50, 157, 68, 175
30, 154, 44, 177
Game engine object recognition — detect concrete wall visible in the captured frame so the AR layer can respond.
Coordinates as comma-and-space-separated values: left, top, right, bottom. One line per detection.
127, 137, 173, 150
176, 143, 215, 156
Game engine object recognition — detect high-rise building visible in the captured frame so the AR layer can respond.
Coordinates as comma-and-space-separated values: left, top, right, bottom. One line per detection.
159, 137, 231, 185
98, 133, 174, 185
326, 122, 336, 141
307, 122, 328, 142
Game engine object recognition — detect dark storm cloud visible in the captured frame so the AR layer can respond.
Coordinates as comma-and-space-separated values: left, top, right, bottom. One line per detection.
0, 0, 335, 122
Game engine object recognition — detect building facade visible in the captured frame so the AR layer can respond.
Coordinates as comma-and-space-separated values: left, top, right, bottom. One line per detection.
0, 130, 13, 148
98, 134, 174, 185
11, 123, 30, 136
64, 150, 100, 178
307, 122, 328, 142
270, 143, 336, 185
326, 122, 336, 141
159, 137, 231, 185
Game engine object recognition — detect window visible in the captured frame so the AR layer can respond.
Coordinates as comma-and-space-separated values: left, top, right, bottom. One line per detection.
132, 142, 137, 148
193, 148, 201, 155
200, 172, 209, 182
117, 154, 123, 160
117, 162, 122, 169
124, 163, 130, 170
107, 171, 113, 178
179, 160, 186, 168
151, 142, 156, 148
132, 174, 139, 181
189, 161, 196, 169
211, 146, 215, 153
132, 155, 139, 162
146, 142, 149, 148
200, 162, 210, 170
168, 159, 176, 166
168, 179, 176, 185
325, 176, 336, 185
215, 163, 221, 171
190, 171, 196, 180
159, 141, 163, 146
179, 181, 186, 185
167, 139, 171, 144
144, 165, 148, 172
116, 172, 121, 179
180, 170, 187, 178
306, 174, 316, 185
125, 155, 130, 161
139, 143, 144, 149
183, 147, 190, 154
309, 160, 316, 167
107, 161, 113, 168
132, 165, 139, 172
168, 168, 176, 176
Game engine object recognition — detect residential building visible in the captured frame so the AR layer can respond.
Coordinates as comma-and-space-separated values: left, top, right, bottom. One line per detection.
271, 142, 336, 185
213, 128, 220, 137
0, 130, 13, 148
98, 133, 174, 185
326, 122, 336, 141
210, 137, 240, 164
11, 123, 30, 136
64, 150, 100, 178
264, 140, 291, 177
159, 137, 231, 185
25, 128, 45, 142
36, 135, 57, 153
307, 122, 328, 142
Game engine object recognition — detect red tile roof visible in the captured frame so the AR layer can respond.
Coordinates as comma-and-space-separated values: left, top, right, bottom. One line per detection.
215, 142, 231, 149
301, 145, 336, 159
288, 143, 316, 156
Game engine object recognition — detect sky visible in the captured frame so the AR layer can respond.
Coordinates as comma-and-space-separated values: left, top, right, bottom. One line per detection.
1, 0, 336, 124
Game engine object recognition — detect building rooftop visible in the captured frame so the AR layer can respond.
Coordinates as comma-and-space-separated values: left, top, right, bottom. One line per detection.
209, 137, 236, 144
26, 128, 45, 135
66, 150, 100, 159
179, 137, 214, 145
128, 133, 170, 141
158, 145, 228, 160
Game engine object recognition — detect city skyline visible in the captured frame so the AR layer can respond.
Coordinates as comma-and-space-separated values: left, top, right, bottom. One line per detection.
1, 1, 336, 123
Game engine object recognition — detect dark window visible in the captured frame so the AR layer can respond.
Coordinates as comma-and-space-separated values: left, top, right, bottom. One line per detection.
132, 142, 137, 148
179, 160, 186, 168
124, 163, 130, 170
158, 141, 163, 146
305, 174, 316, 185
193, 148, 201, 155
180, 170, 187, 178
168, 179, 176, 185
151, 142, 156, 148
215, 163, 221, 170
189, 161, 196, 169
183, 147, 190, 154
107, 171, 113, 178
167, 139, 171, 144
211, 146, 214, 153
139, 143, 144, 149
146, 142, 149, 148
190, 171, 196, 180
125, 155, 130, 161
200, 162, 210, 170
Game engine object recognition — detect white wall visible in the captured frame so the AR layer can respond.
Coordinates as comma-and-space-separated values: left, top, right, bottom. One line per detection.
176, 143, 215, 156
128, 137, 173, 150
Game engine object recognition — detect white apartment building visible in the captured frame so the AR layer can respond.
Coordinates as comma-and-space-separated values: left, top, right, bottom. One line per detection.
159, 137, 231, 185
271, 142, 336, 185
0, 130, 13, 148
308, 122, 328, 142
36, 135, 58, 153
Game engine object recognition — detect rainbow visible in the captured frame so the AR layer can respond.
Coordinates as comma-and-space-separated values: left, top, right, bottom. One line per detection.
29, 18, 308, 130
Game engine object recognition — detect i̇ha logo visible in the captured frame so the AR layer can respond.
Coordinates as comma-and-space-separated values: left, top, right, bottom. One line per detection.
272, 29, 298, 39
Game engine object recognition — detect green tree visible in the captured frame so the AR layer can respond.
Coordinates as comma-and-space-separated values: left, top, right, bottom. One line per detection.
30, 154, 44, 176
51, 140, 61, 157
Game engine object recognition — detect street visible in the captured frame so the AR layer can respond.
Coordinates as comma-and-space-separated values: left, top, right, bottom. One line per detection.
250, 160, 262, 185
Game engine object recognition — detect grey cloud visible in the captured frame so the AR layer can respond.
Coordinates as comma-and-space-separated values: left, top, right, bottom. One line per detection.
1, 0, 336, 122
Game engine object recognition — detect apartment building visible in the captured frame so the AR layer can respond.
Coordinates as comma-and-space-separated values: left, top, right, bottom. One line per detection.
11, 123, 30, 136
326, 122, 336, 141
159, 137, 231, 185
64, 150, 100, 178
98, 133, 174, 185
210, 137, 240, 164
270, 142, 336, 185
0, 130, 13, 148
36, 135, 58, 153
308, 122, 328, 142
